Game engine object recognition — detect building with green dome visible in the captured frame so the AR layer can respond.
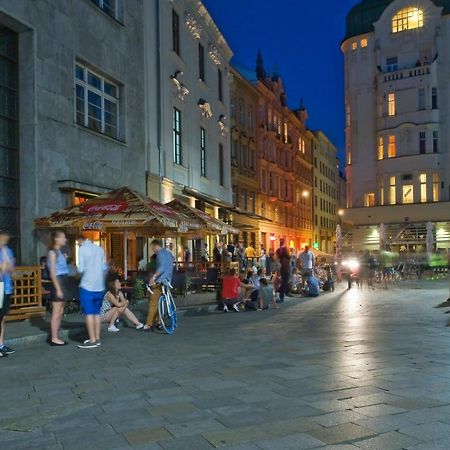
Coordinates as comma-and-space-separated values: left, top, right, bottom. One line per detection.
341, 0, 450, 253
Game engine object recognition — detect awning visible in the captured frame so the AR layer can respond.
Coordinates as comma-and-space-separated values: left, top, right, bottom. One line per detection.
34, 186, 200, 234
166, 199, 239, 235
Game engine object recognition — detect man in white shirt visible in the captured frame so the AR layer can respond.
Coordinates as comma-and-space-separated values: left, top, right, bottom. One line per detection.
77, 236, 106, 349
299, 245, 315, 283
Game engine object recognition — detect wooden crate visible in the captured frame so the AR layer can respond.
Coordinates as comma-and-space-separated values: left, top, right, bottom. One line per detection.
6, 266, 46, 321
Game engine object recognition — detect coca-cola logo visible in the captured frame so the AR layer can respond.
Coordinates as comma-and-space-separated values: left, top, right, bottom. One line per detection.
80, 201, 127, 214
83, 221, 103, 231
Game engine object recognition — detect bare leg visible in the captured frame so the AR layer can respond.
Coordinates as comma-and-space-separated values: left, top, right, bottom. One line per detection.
94, 315, 101, 342
105, 308, 119, 327
122, 308, 140, 326
85, 315, 97, 343
50, 301, 66, 343
0, 316, 4, 345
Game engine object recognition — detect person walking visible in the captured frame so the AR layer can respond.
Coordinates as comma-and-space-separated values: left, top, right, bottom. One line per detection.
47, 231, 70, 346
144, 240, 174, 332
77, 236, 106, 349
0, 230, 15, 357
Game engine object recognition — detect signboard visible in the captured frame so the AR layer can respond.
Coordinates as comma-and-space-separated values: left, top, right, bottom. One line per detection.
80, 201, 128, 215
313, 242, 320, 249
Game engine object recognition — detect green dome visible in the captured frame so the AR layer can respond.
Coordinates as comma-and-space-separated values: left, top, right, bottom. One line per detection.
344, 0, 450, 41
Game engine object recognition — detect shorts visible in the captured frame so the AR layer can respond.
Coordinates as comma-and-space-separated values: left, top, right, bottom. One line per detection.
50, 275, 71, 302
0, 294, 12, 317
79, 288, 104, 315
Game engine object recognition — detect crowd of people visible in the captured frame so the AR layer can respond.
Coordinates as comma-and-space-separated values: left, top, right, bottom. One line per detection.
0, 231, 174, 357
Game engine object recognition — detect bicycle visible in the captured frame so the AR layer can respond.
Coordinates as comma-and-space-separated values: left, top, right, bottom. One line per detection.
147, 280, 177, 335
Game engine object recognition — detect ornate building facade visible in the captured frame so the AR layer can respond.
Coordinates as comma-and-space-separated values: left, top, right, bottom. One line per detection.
342, 0, 450, 251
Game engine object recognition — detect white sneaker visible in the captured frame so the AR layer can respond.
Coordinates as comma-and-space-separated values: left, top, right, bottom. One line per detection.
136, 323, 144, 330
233, 304, 240, 312
223, 304, 229, 312
108, 325, 120, 333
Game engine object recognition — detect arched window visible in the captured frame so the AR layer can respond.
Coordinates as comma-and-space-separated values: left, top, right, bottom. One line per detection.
392, 7, 424, 33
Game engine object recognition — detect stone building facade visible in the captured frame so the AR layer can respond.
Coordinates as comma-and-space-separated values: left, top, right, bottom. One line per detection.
311, 131, 340, 254
0, 0, 146, 263
342, 0, 450, 251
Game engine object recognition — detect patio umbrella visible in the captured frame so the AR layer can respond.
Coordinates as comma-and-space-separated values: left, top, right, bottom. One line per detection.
426, 221, 434, 254
379, 223, 387, 250
166, 199, 239, 235
35, 187, 200, 278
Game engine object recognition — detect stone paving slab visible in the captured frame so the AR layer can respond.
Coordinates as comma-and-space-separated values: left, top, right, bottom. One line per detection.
1, 282, 449, 449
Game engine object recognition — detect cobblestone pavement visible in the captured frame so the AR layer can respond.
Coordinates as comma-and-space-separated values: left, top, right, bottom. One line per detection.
2, 281, 450, 449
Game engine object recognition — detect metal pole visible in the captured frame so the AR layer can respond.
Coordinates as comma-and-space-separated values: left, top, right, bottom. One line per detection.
124, 231, 128, 280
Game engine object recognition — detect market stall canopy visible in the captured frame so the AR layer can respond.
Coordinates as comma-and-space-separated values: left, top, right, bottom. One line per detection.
34, 186, 200, 234
166, 199, 239, 235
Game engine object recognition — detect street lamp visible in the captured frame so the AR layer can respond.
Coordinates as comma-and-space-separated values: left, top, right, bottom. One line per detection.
302, 190, 309, 198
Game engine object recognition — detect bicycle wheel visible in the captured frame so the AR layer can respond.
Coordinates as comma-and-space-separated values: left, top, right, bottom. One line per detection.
158, 295, 175, 335
166, 291, 177, 329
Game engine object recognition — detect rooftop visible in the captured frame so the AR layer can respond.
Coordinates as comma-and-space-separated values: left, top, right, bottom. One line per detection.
344, 0, 450, 41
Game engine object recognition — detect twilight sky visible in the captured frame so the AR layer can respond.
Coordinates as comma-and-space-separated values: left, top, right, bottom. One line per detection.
203, 0, 361, 162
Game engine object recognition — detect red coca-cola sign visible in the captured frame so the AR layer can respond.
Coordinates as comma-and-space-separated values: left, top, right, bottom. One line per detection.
80, 201, 128, 215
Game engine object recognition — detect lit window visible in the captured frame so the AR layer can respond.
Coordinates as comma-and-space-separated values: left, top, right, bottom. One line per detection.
433, 174, 439, 202
365, 193, 375, 207
420, 173, 427, 203
360, 38, 368, 48
75, 63, 119, 139
379, 179, 385, 206
402, 185, 414, 204
392, 7, 424, 33
388, 135, 396, 158
378, 137, 384, 160
352, 42, 357, 51
284, 122, 288, 143
390, 176, 396, 205
388, 93, 396, 116
347, 150, 352, 165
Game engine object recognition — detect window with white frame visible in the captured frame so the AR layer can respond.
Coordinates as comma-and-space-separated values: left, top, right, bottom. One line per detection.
75, 63, 119, 139
90, 0, 119, 20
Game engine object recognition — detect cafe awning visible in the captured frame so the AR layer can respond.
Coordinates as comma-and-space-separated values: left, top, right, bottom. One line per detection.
166, 199, 239, 235
34, 186, 200, 234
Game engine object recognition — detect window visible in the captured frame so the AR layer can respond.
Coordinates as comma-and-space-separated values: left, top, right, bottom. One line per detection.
198, 43, 205, 81
90, 0, 118, 19
249, 192, 256, 213
248, 109, 254, 135
232, 186, 237, 206
420, 173, 427, 203
352, 42, 357, 51
239, 103, 245, 126
392, 7, 424, 33
379, 179, 385, 206
388, 135, 396, 158
390, 176, 396, 205
388, 92, 396, 116
433, 174, 439, 202
75, 63, 119, 139
241, 189, 247, 210
433, 131, 439, 153
346, 103, 351, 127
219, 143, 224, 186
283, 123, 288, 144
419, 132, 426, 154
386, 57, 398, 72
173, 108, 182, 165
432, 87, 438, 110
378, 137, 384, 160
360, 38, 368, 48
418, 88, 425, 110
218, 69, 223, 102
365, 193, 375, 207
230, 98, 235, 119
200, 127, 206, 177
172, 9, 180, 55
347, 151, 352, 165
402, 185, 414, 204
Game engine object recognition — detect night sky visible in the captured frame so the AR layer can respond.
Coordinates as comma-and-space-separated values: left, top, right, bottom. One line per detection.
203, 0, 361, 163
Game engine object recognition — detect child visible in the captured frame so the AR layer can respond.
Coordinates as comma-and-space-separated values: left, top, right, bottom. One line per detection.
259, 278, 279, 310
